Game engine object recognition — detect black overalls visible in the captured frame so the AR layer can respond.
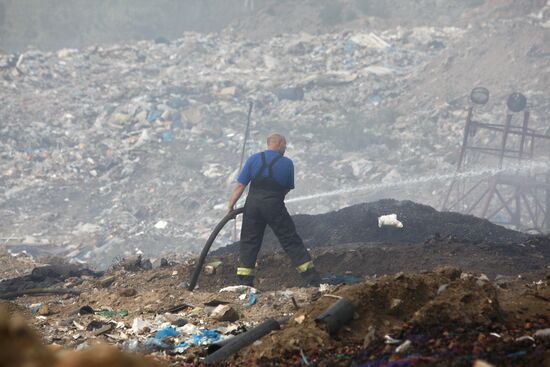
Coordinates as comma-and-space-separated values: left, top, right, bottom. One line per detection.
237, 152, 315, 283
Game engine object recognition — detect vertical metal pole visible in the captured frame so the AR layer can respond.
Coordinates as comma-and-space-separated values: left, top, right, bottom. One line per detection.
498, 113, 512, 169
442, 106, 473, 210
457, 106, 474, 171
546, 173, 550, 232
233, 101, 254, 241
519, 110, 529, 158
238, 101, 254, 173
513, 186, 521, 229
481, 177, 497, 219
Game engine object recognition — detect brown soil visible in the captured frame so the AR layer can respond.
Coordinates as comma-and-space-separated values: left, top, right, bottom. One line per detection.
199, 236, 549, 291
227, 269, 550, 366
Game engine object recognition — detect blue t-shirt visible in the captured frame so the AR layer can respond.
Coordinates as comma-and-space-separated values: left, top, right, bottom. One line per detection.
237, 150, 295, 189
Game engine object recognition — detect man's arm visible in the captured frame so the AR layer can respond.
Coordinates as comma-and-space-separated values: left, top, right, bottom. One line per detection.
285, 159, 295, 197
228, 183, 247, 212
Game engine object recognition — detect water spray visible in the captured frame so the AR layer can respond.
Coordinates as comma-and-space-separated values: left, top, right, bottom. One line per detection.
285, 161, 550, 204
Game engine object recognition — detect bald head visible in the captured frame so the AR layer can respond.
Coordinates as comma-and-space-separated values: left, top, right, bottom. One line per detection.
267, 133, 287, 155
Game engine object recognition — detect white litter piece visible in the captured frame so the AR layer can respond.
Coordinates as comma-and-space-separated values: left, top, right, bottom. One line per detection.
396, 340, 412, 354
384, 335, 402, 344
131, 318, 151, 334
515, 335, 535, 343
361, 65, 394, 76
534, 328, 550, 339
378, 214, 403, 228
154, 220, 168, 229
350, 33, 390, 49
319, 283, 331, 292
179, 323, 201, 335
219, 285, 259, 293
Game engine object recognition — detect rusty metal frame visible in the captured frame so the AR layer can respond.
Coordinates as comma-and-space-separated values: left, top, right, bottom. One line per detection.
442, 94, 550, 233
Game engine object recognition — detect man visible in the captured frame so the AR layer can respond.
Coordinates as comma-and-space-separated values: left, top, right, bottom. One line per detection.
228, 133, 321, 287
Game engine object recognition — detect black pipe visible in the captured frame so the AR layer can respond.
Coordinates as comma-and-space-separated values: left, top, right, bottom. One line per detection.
203, 318, 281, 364
187, 207, 244, 291
315, 298, 355, 335
206, 335, 236, 354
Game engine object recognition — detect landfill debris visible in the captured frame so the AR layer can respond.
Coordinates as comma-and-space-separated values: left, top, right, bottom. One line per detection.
534, 328, 550, 339
0, 261, 549, 366
315, 298, 355, 335
38, 304, 51, 316
219, 285, 259, 294
97, 310, 129, 318
211, 305, 240, 322
131, 318, 152, 334
204, 261, 223, 275
248, 292, 257, 305
1, 0, 548, 270
377, 214, 404, 228
0, 1, 549, 366
395, 339, 412, 354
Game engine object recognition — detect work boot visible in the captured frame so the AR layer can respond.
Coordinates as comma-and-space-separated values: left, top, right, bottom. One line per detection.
301, 268, 321, 288
237, 275, 254, 287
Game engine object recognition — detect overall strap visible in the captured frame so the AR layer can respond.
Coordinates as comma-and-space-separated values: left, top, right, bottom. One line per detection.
258, 152, 268, 175
267, 155, 283, 177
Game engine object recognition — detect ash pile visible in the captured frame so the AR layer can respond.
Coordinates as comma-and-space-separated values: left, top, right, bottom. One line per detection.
214, 199, 530, 257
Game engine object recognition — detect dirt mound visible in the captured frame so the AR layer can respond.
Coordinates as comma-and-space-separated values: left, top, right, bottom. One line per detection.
213, 200, 529, 256
199, 235, 549, 292
242, 268, 502, 359
230, 268, 550, 366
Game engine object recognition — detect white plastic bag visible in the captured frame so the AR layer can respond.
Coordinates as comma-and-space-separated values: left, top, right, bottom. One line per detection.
377, 214, 403, 228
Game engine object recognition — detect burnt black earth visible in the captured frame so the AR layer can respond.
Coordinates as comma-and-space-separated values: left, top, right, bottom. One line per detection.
213, 199, 530, 255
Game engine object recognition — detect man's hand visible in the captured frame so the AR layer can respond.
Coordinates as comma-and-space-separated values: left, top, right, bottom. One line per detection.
228, 183, 247, 213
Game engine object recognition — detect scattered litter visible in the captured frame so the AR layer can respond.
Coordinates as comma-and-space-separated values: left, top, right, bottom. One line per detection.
378, 214, 404, 228
154, 221, 168, 230
97, 310, 129, 318
219, 285, 259, 293
395, 340, 412, 354
384, 335, 402, 345
131, 318, 151, 334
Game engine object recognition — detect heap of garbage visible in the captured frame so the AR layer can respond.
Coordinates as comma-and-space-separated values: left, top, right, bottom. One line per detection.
1, 260, 549, 366
1, 0, 549, 267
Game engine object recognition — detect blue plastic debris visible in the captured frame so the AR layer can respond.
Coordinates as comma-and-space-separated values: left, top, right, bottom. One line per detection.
507, 351, 527, 358
147, 109, 163, 122
344, 40, 358, 53
162, 130, 174, 143
190, 329, 221, 346
248, 292, 257, 305
156, 326, 179, 339
368, 94, 383, 106
30, 304, 41, 314
145, 327, 220, 352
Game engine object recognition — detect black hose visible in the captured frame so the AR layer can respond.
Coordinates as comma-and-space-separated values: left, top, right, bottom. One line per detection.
187, 207, 244, 291
203, 318, 281, 364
